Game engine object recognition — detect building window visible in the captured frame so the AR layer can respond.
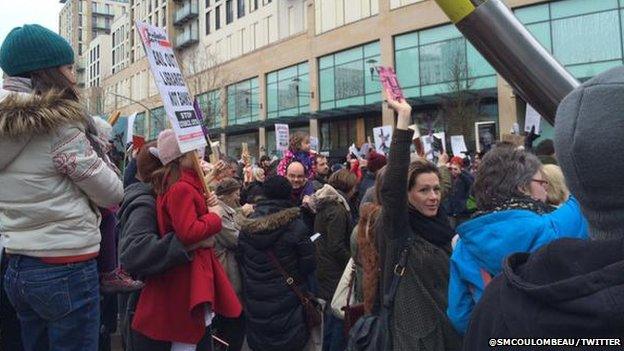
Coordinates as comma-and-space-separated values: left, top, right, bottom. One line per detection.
318, 41, 382, 111
227, 77, 259, 125
266, 62, 310, 119
162, 11, 166, 26
206, 0, 210, 8
237, 0, 245, 18
149, 107, 166, 140
263, 0, 271, 5
253, 0, 258, 11
79, 43, 83, 55
226, 132, 259, 160
226, 0, 233, 24
197, 89, 222, 129
206, 11, 211, 35
215, 5, 221, 29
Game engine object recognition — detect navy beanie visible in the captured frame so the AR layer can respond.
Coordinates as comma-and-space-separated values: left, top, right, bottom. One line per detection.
0, 24, 75, 77
262, 176, 292, 200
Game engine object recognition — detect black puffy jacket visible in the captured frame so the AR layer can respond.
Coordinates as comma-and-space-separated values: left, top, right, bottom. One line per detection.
237, 199, 316, 351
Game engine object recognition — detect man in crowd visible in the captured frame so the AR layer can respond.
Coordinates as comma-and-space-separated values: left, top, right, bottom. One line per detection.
286, 161, 314, 207
312, 154, 331, 191
443, 156, 474, 228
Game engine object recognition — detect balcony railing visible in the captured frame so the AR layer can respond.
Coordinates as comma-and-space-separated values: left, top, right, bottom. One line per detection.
92, 6, 115, 17
174, 0, 199, 26
175, 20, 199, 49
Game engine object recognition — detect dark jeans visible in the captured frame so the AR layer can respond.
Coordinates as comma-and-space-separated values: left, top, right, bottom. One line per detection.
0, 254, 23, 351
323, 308, 346, 351
3, 256, 100, 351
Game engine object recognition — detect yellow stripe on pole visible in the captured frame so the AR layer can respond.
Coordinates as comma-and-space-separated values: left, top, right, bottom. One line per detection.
434, 0, 477, 24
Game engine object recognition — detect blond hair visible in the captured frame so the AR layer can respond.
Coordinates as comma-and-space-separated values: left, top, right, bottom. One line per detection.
542, 164, 570, 206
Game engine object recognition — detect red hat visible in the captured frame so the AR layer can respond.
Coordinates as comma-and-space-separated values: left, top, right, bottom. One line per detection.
450, 156, 464, 167
367, 151, 387, 173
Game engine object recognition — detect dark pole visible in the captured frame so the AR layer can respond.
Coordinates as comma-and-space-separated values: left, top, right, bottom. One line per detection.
433, 0, 579, 124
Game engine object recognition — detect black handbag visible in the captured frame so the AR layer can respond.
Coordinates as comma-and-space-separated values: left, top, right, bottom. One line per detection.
267, 250, 322, 329
347, 236, 412, 351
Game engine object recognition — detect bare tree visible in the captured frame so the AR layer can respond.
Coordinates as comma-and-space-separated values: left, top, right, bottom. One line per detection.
438, 49, 483, 148
177, 45, 237, 129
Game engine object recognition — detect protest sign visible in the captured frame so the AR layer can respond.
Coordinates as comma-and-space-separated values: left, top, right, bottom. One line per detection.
475, 121, 497, 153
525, 104, 542, 134
423, 132, 446, 162
373, 126, 393, 156
376, 66, 405, 101
349, 144, 362, 160
136, 21, 206, 153
450, 135, 468, 158
126, 112, 137, 145
275, 124, 290, 151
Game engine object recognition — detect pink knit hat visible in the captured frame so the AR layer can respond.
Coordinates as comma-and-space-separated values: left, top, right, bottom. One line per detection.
151, 129, 183, 166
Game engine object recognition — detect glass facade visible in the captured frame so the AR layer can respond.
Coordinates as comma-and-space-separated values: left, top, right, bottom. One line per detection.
319, 118, 358, 152
266, 62, 311, 118
197, 89, 222, 129
227, 77, 260, 125
319, 42, 382, 110
514, 0, 624, 141
394, 25, 497, 98
149, 106, 166, 140
134, 112, 146, 137
514, 0, 624, 79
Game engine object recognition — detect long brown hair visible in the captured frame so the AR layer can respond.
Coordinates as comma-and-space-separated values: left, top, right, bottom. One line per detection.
151, 159, 182, 195
29, 67, 79, 101
357, 203, 382, 314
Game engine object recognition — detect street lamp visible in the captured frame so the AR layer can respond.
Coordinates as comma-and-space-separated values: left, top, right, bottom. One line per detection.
366, 59, 380, 82
108, 92, 152, 137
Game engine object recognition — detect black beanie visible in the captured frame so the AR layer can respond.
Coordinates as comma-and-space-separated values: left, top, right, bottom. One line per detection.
262, 176, 292, 200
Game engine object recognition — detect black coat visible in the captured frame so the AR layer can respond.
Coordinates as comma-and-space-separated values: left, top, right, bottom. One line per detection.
443, 171, 473, 217
463, 237, 624, 351
237, 199, 316, 351
314, 193, 353, 301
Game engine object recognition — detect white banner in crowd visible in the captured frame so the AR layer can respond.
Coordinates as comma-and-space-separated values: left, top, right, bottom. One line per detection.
450, 135, 468, 158
126, 112, 137, 145
373, 126, 393, 156
275, 124, 290, 151
136, 21, 206, 153
525, 104, 542, 134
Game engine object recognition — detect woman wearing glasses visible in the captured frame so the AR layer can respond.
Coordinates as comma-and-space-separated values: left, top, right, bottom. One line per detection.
447, 145, 589, 335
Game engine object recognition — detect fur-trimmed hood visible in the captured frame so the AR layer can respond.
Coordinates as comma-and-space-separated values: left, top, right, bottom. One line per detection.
0, 89, 86, 170
238, 199, 304, 250
239, 205, 301, 234
309, 184, 351, 213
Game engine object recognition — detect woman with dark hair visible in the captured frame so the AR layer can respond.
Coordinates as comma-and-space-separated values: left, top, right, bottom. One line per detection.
447, 145, 589, 335
375, 98, 462, 350
0, 24, 123, 350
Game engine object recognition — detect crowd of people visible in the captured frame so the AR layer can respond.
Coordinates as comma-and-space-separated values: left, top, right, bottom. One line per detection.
1, 23, 624, 351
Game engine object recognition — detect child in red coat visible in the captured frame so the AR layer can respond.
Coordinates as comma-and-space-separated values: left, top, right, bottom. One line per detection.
132, 130, 242, 350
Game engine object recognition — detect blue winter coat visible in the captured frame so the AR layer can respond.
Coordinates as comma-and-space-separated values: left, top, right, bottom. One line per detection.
447, 196, 589, 334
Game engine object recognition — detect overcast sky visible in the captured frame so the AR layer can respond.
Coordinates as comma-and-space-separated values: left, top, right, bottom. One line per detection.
0, 1, 65, 84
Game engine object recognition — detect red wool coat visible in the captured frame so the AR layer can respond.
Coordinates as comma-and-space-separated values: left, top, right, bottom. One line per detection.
132, 169, 242, 344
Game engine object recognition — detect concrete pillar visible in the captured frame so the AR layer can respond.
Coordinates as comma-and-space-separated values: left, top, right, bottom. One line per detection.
259, 126, 267, 156
356, 117, 366, 146
309, 118, 319, 139
497, 75, 519, 139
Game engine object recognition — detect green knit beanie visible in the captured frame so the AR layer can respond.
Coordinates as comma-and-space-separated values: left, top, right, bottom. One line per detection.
0, 24, 75, 77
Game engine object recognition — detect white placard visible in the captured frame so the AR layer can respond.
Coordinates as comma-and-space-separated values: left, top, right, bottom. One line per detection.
373, 125, 393, 156
275, 124, 290, 151
525, 104, 542, 134
450, 135, 468, 158
349, 144, 363, 160
136, 21, 206, 153
310, 136, 319, 152
409, 124, 421, 140
126, 112, 137, 145
422, 132, 446, 161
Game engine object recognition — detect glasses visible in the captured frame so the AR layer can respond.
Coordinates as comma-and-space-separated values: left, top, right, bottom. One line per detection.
532, 179, 549, 187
